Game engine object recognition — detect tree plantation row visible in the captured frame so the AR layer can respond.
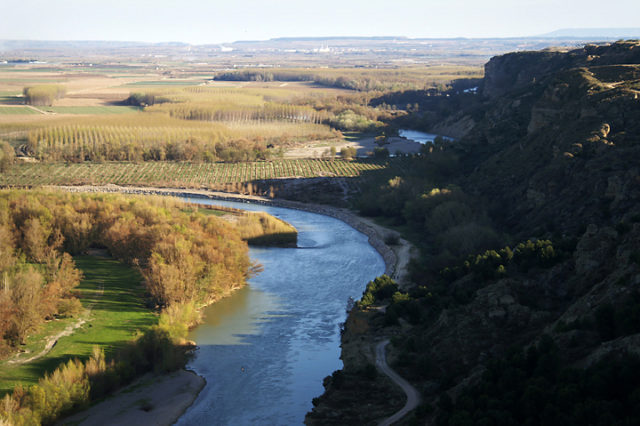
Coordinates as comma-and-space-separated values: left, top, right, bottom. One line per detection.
0, 159, 386, 188
20, 117, 337, 162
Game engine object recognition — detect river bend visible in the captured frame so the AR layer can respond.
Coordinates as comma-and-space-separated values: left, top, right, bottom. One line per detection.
176, 198, 385, 425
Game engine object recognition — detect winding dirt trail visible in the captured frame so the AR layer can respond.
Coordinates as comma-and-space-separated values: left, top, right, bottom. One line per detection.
8, 283, 104, 365
376, 340, 421, 425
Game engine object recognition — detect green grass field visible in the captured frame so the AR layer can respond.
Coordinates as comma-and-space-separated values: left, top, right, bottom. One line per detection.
0, 159, 386, 187
0, 107, 40, 115
0, 256, 157, 395
41, 106, 143, 114
124, 80, 205, 86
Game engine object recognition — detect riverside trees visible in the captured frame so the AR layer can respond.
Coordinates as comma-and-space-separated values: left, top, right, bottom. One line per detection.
0, 189, 252, 424
0, 190, 250, 357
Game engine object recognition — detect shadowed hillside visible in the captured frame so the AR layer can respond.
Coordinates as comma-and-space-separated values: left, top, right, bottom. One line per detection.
308, 40, 640, 425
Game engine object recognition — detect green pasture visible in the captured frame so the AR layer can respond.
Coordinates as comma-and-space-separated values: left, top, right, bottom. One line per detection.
0, 256, 157, 395
42, 106, 142, 115
0, 107, 40, 115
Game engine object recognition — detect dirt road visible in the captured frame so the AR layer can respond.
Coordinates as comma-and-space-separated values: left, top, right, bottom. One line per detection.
376, 340, 421, 425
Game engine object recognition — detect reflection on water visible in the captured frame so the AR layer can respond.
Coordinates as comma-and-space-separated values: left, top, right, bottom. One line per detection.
177, 198, 385, 425
399, 128, 453, 144
192, 286, 283, 346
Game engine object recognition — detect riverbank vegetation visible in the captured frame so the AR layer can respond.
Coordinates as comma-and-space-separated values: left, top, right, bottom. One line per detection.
190, 204, 298, 246
0, 189, 252, 425
234, 211, 297, 246
0, 256, 155, 393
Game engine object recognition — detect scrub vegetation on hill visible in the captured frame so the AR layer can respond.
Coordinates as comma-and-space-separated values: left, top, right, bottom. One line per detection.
309, 40, 640, 425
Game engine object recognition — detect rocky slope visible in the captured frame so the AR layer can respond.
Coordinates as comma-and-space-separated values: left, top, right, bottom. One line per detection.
464, 41, 640, 236
428, 40, 640, 423
308, 40, 640, 425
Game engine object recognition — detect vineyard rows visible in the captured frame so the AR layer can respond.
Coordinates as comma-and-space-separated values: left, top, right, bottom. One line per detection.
1, 159, 386, 187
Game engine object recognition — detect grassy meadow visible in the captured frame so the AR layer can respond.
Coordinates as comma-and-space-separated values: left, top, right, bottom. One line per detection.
0, 256, 156, 395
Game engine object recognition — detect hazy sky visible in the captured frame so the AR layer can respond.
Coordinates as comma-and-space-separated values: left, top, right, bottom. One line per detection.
2, 0, 639, 43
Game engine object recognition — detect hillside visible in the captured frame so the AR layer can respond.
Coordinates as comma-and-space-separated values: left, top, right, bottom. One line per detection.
308, 40, 640, 424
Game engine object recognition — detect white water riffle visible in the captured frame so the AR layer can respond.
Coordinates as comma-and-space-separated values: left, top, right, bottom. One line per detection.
176, 198, 385, 426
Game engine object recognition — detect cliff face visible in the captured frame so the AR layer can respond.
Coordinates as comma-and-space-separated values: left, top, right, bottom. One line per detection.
467, 41, 640, 237
483, 41, 640, 99
310, 41, 640, 424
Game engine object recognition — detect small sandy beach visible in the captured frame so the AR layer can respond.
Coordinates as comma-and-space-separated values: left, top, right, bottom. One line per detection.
59, 370, 205, 426
283, 135, 424, 158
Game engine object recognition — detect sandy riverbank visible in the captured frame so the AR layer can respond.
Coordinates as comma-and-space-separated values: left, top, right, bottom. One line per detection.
59, 370, 205, 426
283, 135, 424, 159
51, 184, 416, 423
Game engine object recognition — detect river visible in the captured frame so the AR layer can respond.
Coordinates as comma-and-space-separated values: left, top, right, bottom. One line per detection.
176, 198, 386, 425
399, 129, 453, 144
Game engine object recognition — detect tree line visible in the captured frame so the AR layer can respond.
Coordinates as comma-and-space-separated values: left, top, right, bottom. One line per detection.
0, 190, 252, 424
23, 85, 66, 107
0, 190, 250, 355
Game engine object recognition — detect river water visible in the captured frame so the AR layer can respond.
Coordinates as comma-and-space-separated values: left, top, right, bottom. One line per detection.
176, 198, 385, 425
399, 129, 452, 144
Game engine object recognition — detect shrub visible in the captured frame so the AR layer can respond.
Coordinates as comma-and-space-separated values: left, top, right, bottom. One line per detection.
340, 146, 357, 160
373, 147, 389, 158
0, 141, 15, 172
23, 85, 66, 106
56, 298, 84, 318
357, 275, 398, 308
438, 222, 501, 260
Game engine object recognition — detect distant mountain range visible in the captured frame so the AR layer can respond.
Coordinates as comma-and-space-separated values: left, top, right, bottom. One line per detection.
539, 28, 640, 38
1, 30, 639, 65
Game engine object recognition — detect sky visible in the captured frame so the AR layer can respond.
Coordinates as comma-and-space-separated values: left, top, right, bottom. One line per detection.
1, 0, 639, 44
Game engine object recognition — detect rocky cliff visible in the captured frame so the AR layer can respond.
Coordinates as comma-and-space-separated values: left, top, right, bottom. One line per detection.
467, 41, 640, 237
308, 40, 640, 425
483, 41, 640, 98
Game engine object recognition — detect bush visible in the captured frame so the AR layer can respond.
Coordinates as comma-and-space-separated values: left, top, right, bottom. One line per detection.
340, 146, 357, 160
0, 141, 15, 172
158, 302, 202, 340
357, 275, 399, 308
56, 298, 84, 318
373, 147, 389, 158
329, 110, 382, 132
23, 85, 66, 106
438, 223, 501, 260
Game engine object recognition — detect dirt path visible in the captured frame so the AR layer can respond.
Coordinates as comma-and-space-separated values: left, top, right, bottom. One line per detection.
351, 215, 415, 287
8, 283, 104, 365
376, 340, 421, 425
25, 105, 49, 115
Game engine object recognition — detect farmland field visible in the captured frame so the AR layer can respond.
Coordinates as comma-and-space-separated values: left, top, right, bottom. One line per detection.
40, 106, 142, 114
0, 159, 387, 187
124, 80, 208, 86
0, 107, 41, 115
